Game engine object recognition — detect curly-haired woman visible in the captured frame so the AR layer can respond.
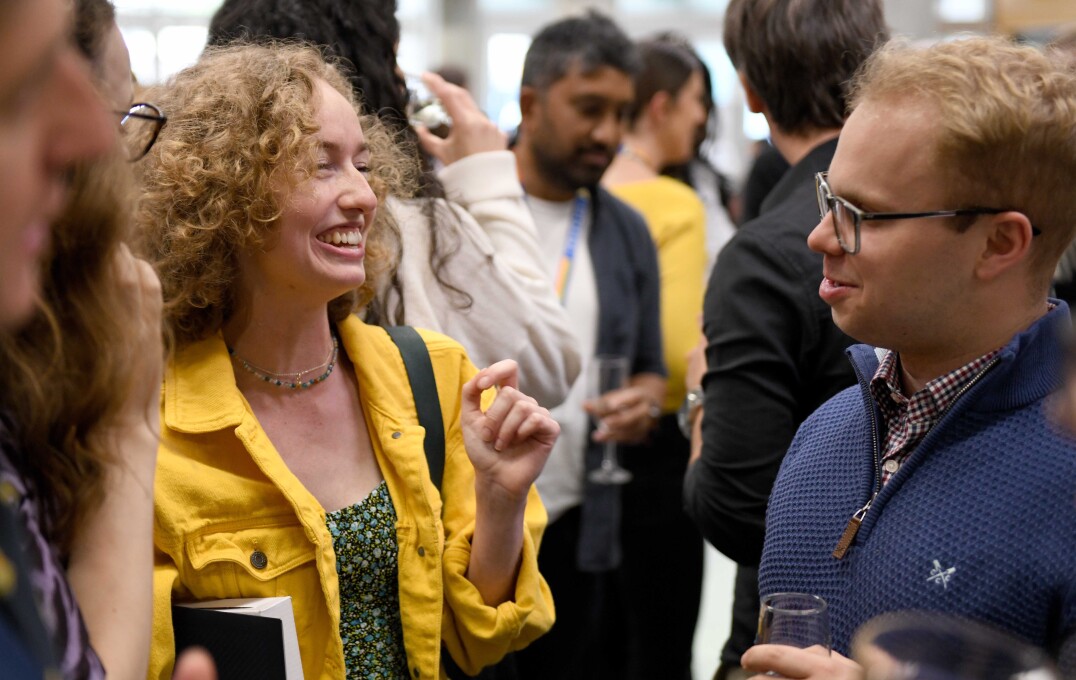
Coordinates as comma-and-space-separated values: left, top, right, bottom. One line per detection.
206, 0, 581, 410
138, 43, 557, 680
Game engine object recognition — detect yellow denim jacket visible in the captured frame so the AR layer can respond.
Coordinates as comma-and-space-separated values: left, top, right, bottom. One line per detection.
150, 317, 554, 679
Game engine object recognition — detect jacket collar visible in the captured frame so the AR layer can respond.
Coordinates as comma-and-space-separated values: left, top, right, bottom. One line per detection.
163, 332, 247, 434
759, 137, 839, 216
847, 300, 1070, 414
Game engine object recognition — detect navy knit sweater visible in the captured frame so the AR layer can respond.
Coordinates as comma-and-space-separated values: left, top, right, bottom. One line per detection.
759, 303, 1076, 665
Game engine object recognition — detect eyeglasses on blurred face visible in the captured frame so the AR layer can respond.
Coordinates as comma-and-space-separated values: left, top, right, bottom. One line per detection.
117, 102, 167, 161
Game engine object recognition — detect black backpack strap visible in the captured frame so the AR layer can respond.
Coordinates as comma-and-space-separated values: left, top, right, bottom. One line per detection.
385, 326, 517, 680
385, 325, 445, 492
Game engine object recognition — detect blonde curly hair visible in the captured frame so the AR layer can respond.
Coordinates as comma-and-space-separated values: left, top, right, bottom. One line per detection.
135, 42, 419, 348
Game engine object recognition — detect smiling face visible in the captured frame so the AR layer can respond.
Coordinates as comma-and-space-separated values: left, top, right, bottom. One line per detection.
523, 63, 635, 193
806, 97, 984, 355
239, 79, 377, 307
0, 0, 114, 328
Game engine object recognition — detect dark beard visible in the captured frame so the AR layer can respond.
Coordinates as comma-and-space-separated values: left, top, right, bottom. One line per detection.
530, 141, 611, 193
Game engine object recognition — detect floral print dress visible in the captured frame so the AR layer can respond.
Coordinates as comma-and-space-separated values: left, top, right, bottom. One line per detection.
326, 480, 409, 679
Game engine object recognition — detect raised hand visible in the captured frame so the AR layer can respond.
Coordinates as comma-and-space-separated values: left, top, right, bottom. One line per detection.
460, 359, 559, 500
111, 243, 164, 434
412, 71, 508, 166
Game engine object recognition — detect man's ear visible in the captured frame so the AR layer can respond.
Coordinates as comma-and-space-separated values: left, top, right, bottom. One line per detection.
975, 212, 1036, 281
519, 85, 538, 130
738, 72, 766, 115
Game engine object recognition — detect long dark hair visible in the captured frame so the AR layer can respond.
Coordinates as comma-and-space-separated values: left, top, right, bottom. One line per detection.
0, 0, 143, 557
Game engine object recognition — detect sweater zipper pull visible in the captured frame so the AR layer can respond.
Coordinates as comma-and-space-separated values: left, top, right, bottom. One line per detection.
833, 496, 874, 559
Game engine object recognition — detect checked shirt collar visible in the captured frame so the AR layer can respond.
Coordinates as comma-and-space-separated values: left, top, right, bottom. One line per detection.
869, 348, 999, 485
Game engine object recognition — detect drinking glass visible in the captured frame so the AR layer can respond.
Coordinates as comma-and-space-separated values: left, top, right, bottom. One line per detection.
756, 592, 832, 672
852, 611, 1060, 680
586, 355, 632, 485
404, 73, 452, 137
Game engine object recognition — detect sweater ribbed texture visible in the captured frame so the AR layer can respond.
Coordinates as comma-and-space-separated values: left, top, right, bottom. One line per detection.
759, 303, 1076, 660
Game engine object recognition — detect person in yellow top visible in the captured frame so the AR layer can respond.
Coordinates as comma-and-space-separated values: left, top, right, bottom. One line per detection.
600, 37, 709, 679
137, 43, 557, 680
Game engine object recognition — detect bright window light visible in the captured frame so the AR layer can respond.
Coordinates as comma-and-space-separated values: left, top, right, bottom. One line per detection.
397, 34, 428, 76
743, 108, 770, 141
121, 27, 157, 86
935, 0, 988, 23
485, 33, 530, 131
157, 25, 208, 82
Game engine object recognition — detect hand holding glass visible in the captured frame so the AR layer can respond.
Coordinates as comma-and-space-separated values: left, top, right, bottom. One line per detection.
405, 73, 452, 137
586, 355, 632, 485
756, 592, 831, 676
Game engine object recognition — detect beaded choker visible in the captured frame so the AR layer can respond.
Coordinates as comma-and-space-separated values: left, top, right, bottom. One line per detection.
228, 334, 339, 390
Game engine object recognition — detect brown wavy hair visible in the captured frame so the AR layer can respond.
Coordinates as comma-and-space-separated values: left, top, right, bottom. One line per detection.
135, 42, 419, 349
0, 0, 146, 556
0, 148, 143, 555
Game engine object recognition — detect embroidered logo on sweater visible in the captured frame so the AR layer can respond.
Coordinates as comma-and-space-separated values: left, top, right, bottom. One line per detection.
927, 559, 956, 589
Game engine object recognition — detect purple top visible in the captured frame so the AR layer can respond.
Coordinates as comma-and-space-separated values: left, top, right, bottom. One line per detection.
0, 426, 105, 679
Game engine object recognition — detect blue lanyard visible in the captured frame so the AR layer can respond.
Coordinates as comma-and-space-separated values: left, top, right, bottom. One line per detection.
554, 191, 589, 304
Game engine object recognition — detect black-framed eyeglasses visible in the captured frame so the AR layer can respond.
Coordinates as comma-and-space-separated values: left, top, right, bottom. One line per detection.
814, 171, 1039, 255
116, 102, 167, 162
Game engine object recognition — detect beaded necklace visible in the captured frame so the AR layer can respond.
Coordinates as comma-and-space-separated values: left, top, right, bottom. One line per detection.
228, 333, 339, 390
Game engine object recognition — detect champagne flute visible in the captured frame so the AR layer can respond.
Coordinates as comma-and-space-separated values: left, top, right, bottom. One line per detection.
756, 592, 831, 677
587, 355, 633, 485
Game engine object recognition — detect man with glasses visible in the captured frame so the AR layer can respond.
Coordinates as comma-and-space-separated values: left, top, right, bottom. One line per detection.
682, 1, 885, 677
745, 37, 1076, 679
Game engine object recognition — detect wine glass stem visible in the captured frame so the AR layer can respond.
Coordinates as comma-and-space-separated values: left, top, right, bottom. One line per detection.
602, 442, 618, 469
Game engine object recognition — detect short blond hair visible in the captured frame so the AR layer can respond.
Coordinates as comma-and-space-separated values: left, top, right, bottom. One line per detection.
136, 42, 418, 348
848, 36, 1076, 278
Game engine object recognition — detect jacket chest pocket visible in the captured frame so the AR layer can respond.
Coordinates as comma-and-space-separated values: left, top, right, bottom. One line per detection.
184, 520, 317, 596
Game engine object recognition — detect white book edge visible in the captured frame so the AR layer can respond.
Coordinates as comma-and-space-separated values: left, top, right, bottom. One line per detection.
176, 596, 304, 680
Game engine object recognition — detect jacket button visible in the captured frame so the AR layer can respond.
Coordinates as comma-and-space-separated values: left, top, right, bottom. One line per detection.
250, 550, 268, 570
417, 546, 425, 557
392, 431, 402, 439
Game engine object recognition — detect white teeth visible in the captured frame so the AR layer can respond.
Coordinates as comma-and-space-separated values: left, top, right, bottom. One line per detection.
318, 230, 361, 246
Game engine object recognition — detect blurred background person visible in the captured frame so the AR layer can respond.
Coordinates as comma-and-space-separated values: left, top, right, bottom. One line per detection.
683, 1, 887, 678
737, 141, 790, 227
510, 12, 667, 680
207, 0, 581, 410
600, 36, 708, 680
652, 32, 738, 267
